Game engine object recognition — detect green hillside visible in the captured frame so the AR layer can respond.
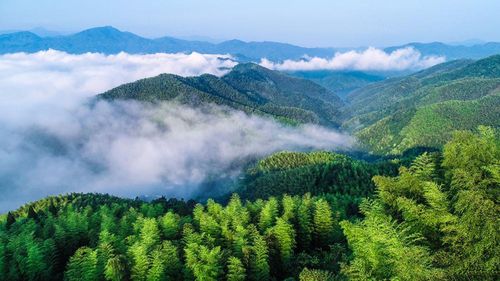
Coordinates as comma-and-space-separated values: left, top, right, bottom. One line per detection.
357, 93, 500, 154
237, 151, 399, 200
344, 55, 500, 154
100, 63, 344, 127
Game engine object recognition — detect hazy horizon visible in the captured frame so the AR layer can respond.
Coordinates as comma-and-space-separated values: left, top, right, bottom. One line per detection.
1, 0, 499, 48
0, 25, 497, 50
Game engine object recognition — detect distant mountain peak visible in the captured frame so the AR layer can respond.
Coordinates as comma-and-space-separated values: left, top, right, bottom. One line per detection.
0, 31, 40, 38
231, 62, 266, 71
74, 26, 125, 36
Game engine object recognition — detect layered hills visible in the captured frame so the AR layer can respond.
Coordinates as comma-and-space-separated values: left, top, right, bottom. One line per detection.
2, 26, 500, 62
100, 63, 345, 127
99, 54, 500, 155
345, 55, 500, 154
0, 26, 336, 61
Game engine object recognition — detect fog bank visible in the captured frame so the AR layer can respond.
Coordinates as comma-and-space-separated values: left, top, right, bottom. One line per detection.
0, 50, 353, 212
260, 47, 446, 71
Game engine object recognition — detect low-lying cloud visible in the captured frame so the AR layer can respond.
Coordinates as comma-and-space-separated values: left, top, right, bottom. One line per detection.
260, 47, 446, 71
0, 51, 353, 212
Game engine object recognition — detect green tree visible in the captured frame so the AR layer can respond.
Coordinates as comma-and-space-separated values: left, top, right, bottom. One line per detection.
146, 248, 166, 281
161, 240, 182, 280
341, 200, 441, 281
227, 256, 246, 281
104, 255, 126, 281
185, 243, 222, 281
297, 194, 313, 250
129, 243, 149, 281
442, 126, 499, 279
258, 197, 278, 233
161, 211, 180, 240
272, 218, 295, 267
140, 218, 160, 251
65, 247, 98, 281
313, 199, 334, 247
248, 228, 270, 281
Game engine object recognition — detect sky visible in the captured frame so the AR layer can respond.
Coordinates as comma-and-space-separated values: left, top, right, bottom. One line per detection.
1, 0, 499, 47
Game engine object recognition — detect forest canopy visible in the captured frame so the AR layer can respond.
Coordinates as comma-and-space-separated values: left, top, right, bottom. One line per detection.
0, 126, 498, 281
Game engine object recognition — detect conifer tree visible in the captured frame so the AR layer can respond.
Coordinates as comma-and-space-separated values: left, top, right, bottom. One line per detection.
26, 239, 48, 281
161, 240, 182, 280
313, 199, 334, 247
227, 256, 246, 281
65, 247, 98, 281
442, 126, 499, 279
340, 200, 442, 281
249, 227, 270, 281
297, 193, 313, 250
258, 197, 278, 233
281, 195, 296, 222
140, 218, 160, 251
272, 217, 295, 267
104, 255, 126, 281
129, 243, 149, 281
161, 211, 180, 239
185, 243, 222, 281
6, 212, 15, 228
146, 248, 166, 281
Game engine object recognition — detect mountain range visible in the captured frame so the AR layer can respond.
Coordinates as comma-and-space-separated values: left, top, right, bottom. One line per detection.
2, 26, 500, 61
100, 63, 344, 127
100, 55, 500, 155
0, 26, 336, 61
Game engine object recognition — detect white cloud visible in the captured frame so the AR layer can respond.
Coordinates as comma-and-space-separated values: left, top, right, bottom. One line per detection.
0, 51, 353, 212
260, 47, 446, 71
0, 50, 236, 128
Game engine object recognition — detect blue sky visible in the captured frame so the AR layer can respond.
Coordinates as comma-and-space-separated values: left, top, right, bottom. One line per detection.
1, 0, 499, 47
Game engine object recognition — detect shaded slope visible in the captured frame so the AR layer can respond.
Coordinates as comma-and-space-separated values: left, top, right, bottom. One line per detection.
287, 70, 385, 99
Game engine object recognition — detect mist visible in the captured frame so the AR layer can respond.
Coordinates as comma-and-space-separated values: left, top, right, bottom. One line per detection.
260, 47, 446, 71
0, 51, 353, 212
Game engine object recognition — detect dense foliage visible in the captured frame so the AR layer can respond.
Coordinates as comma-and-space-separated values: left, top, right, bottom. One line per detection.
1, 127, 497, 280
237, 151, 399, 201
0, 192, 351, 281
342, 126, 499, 280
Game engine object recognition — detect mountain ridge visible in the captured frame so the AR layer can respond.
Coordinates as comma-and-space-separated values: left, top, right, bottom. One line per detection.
0, 26, 336, 61
2, 26, 500, 61
345, 54, 500, 154
99, 62, 345, 127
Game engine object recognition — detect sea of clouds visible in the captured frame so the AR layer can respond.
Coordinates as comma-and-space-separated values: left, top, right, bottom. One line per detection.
0, 47, 446, 212
260, 47, 446, 71
0, 50, 355, 212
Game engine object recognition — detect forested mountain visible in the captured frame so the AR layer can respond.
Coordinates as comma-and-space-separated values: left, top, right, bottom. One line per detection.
287, 71, 385, 99
100, 63, 344, 127
0, 26, 336, 61
1, 127, 497, 280
99, 55, 500, 154
344, 55, 500, 154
